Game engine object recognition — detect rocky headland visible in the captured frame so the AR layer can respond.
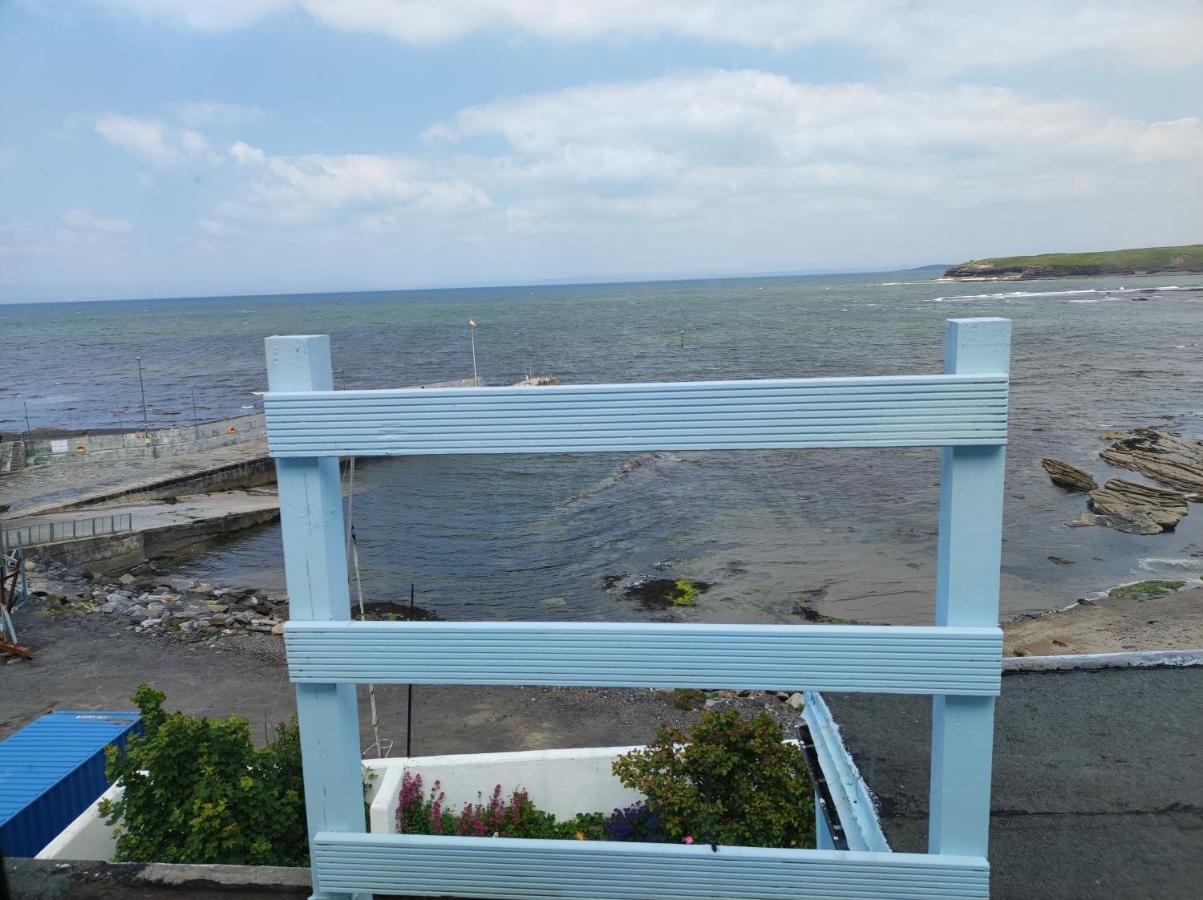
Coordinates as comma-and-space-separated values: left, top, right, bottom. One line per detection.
944, 244, 1203, 280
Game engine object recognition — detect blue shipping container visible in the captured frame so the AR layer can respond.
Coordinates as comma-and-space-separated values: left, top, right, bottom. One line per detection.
0, 710, 141, 857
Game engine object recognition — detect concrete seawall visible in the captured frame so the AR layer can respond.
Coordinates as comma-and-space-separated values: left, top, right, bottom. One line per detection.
30, 506, 280, 574
46, 456, 276, 512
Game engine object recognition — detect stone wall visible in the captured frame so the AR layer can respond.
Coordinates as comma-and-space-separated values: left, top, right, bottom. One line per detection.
13, 414, 265, 470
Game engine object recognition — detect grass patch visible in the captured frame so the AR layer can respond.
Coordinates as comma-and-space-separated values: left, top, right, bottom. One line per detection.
1108, 580, 1185, 601
946, 244, 1203, 278
669, 688, 706, 711
37, 605, 71, 618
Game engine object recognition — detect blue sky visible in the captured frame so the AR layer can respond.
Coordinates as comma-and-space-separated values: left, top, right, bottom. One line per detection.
1, 1, 1200, 302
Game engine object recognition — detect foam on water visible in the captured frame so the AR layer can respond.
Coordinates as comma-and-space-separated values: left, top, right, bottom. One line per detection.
1138, 557, 1203, 573
924, 284, 1198, 303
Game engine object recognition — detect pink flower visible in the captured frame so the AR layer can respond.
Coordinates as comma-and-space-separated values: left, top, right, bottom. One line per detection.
684, 836, 694, 845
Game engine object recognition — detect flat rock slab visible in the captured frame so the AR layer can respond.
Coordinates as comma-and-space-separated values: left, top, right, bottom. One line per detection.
1099, 428, 1203, 498
1081, 477, 1190, 534
1041, 458, 1098, 492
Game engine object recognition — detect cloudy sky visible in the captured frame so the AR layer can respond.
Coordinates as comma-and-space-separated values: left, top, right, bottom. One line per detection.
1, 1, 1200, 301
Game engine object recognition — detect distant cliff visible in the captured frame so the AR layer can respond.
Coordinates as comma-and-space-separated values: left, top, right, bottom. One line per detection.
943, 244, 1203, 280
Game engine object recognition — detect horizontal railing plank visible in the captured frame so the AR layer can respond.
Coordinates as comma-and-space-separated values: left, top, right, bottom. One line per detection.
264, 374, 1008, 456
311, 832, 989, 899
284, 622, 1002, 695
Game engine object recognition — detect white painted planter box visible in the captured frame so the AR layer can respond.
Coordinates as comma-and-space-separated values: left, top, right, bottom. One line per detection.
37, 782, 124, 861
38, 746, 643, 860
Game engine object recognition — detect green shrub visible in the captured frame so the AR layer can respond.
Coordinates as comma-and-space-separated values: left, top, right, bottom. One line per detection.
612, 709, 814, 848
100, 684, 309, 866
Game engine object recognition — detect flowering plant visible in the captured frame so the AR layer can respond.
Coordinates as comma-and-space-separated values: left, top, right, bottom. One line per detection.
396, 772, 602, 839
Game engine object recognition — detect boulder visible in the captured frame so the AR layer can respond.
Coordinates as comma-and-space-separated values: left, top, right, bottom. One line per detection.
1085, 478, 1189, 534
1099, 429, 1203, 498
118, 573, 137, 585
1040, 458, 1098, 492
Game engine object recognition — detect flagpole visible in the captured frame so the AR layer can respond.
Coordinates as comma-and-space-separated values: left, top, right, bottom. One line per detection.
469, 321, 479, 386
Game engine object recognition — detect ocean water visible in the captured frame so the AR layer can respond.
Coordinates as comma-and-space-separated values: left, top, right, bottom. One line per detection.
4, 270, 1203, 624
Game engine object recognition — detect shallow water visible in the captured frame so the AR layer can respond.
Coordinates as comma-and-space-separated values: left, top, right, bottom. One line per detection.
5, 270, 1203, 624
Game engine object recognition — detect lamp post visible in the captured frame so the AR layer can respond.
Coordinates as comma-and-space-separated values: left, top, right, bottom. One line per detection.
468, 319, 479, 386
136, 357, 153, 457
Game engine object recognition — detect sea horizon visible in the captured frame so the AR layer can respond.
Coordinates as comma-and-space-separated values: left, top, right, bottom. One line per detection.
6, 269, 1201, 628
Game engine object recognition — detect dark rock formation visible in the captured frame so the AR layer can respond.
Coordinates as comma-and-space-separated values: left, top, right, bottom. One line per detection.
1041, 458, 1098, 492
1099, 429, 1203, 499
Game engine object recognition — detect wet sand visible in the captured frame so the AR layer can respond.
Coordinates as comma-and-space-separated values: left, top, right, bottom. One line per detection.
1004, 585, 1203, 656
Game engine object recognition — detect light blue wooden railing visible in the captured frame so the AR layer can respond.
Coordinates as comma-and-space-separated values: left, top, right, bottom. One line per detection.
264, 316, 1010, 900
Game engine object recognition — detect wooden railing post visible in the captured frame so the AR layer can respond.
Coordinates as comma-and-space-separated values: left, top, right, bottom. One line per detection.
265, 336, 363, 900
928, 317, 1011, 858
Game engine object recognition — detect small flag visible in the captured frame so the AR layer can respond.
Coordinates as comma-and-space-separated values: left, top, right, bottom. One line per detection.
468, 319, 477, 328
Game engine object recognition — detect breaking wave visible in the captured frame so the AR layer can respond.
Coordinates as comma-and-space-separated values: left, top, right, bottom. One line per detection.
924, 285, 1197, 303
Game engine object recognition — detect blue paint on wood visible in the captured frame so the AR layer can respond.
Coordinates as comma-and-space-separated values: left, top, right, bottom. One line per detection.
928, 318, 1010, 859
802, 692, 890, 852
263, 374, 1008, 457
264, 319, 1010, 898
265, 336, 364, 900
283, 621, 1002, 695
311, 832, 988, 899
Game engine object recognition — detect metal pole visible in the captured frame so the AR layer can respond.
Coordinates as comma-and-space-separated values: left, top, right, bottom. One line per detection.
136, 357, 152, 457
469, 325, 479, 386
191, 387, 199, 427
406, 582, 415, 758
23, 401, 31, 436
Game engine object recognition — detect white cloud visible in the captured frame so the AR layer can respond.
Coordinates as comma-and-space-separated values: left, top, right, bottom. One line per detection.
95, 114, 217, 166
218, 143, 493, 225
427, 70, 1203, 223
230, 140, 267, 165
91, 1, 1203, 72
174, 100, 264, 128
95, 114, 176, 164
62, 208, 134, 235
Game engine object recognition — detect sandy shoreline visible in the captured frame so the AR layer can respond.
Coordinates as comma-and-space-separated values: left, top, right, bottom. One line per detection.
1003, 584, 1203, 657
